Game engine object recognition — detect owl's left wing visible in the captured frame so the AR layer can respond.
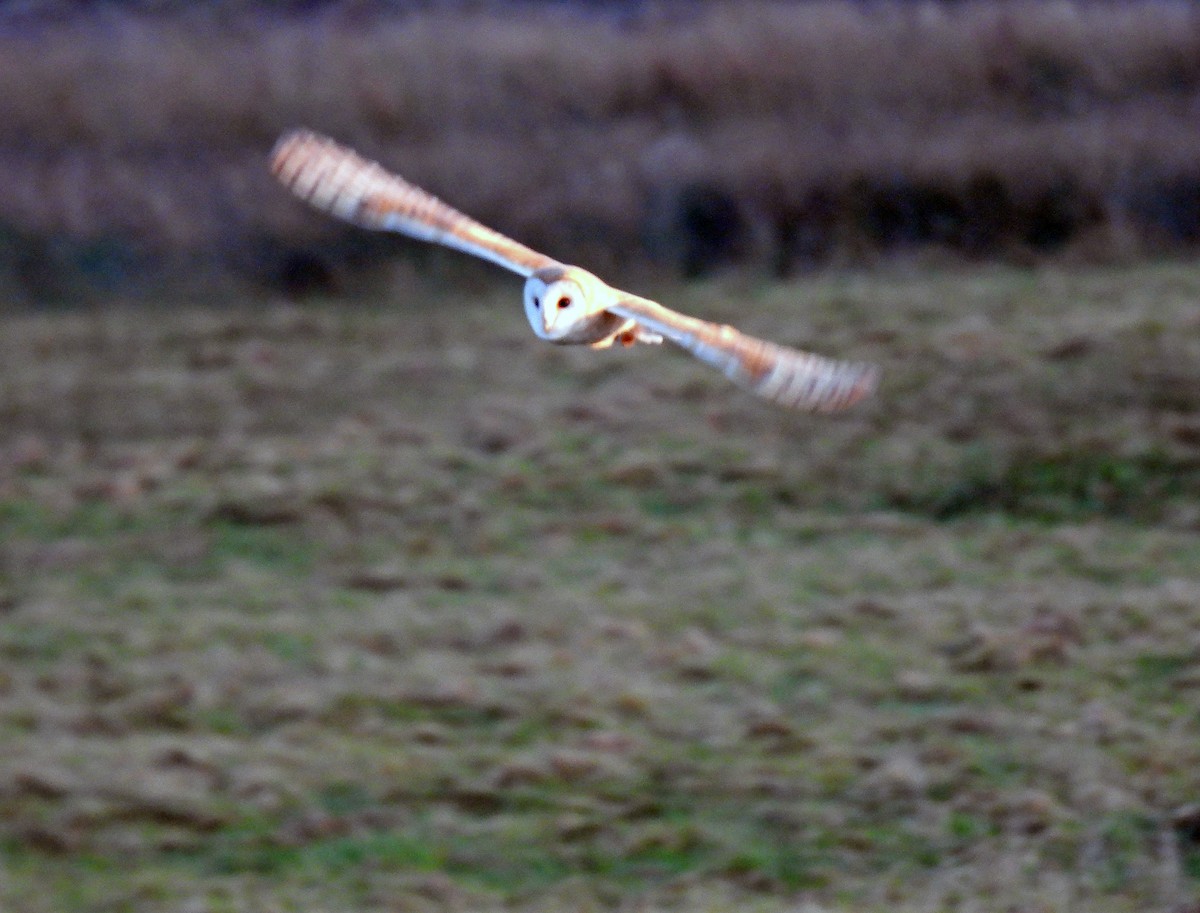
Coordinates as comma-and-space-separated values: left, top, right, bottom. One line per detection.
608, 296, 877, 412
271, 130, 561, 278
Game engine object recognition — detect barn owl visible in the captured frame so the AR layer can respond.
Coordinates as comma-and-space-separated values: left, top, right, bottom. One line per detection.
270, 130, 877, 412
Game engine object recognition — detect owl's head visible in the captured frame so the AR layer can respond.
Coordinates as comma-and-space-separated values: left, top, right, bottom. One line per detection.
523, 267, 599, 341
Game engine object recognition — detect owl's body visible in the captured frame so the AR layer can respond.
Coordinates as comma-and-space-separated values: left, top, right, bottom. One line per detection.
271, 130, 877, 412
523, 265, 631, 346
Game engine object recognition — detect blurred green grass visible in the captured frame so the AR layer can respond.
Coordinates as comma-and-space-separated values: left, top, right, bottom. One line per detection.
0, 264, 1198, 912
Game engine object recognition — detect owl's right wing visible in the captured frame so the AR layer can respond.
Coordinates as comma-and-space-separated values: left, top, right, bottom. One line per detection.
608, 295, 877, 412
270, 130, 561, 278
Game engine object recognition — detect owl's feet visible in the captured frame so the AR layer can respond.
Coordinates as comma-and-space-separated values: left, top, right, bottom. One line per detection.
592, 327, 663, 349
614, 328, 664, 347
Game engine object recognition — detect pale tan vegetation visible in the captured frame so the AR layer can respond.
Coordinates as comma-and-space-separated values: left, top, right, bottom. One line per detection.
4, 1, 1200, 300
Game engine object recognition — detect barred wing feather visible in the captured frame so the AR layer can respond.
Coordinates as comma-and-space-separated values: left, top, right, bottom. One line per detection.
609, 296, 877, 412
270, 130, 559, 278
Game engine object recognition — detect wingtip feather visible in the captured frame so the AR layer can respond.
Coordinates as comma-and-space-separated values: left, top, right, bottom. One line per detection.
269, 128, 317, 178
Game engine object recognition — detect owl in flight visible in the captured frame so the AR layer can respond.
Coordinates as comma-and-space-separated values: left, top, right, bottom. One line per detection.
270, 130, 877, 412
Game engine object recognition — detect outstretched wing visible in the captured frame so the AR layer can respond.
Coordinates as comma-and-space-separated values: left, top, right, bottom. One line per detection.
608, 296, 877, 412
270, 130, 877, 412
270, 129, 561, 278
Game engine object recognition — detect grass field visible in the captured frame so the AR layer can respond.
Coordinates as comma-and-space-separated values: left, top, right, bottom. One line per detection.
1, 262, 1199, 912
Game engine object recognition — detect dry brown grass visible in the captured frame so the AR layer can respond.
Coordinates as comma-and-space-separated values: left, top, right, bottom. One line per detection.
5, 1, 1200, 300
0, 263, 1198, 911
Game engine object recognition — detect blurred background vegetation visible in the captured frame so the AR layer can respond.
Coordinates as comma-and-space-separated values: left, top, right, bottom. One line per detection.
4, 0, 1200, 303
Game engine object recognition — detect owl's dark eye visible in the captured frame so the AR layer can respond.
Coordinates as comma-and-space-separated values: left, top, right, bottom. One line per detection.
532, 296, 540, 309
557, 296, 572, 309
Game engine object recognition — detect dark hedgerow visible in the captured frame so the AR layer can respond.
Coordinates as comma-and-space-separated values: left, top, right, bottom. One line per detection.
2, 1, 1200, 299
